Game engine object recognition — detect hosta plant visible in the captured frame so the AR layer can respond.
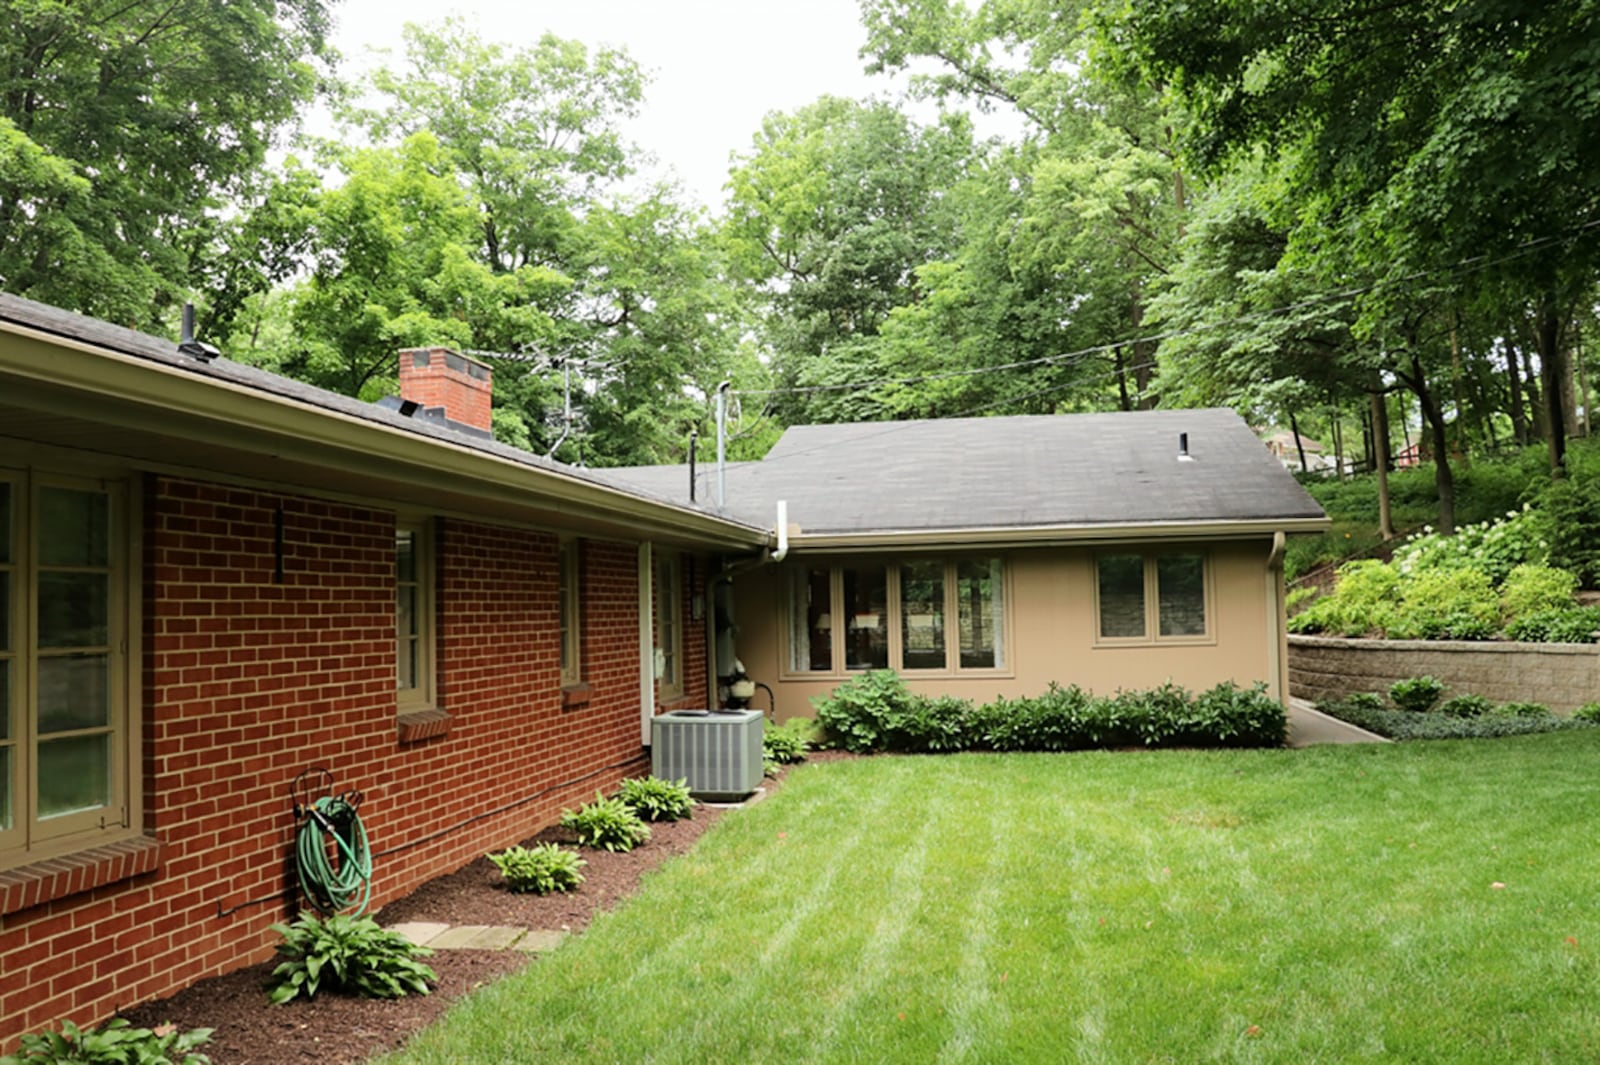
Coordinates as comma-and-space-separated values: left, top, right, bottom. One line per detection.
488, 843, 586, 894
1389, 675, 1446, 714
0, 1018, 212, 1065
616, 776, 695, 822
267, 913, 436, 1004
560, 794, 652, 852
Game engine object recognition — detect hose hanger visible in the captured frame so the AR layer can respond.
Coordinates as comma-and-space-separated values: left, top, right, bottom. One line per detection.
288, 766, 373, 916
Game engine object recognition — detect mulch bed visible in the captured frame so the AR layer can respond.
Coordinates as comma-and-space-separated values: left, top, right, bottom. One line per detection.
118, 801, 743, 1064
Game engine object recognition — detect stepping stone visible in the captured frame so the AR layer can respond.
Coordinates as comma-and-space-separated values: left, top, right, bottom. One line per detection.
389, 922, 450, 947
513, 929, 568, 953
428, 925, 524, 950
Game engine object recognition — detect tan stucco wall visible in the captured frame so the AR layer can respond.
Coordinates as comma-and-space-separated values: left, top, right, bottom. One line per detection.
730, 539, 1284, 723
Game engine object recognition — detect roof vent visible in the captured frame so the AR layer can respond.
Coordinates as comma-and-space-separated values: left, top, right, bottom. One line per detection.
177, 303, 220, 363
1178, 432, 1195, 462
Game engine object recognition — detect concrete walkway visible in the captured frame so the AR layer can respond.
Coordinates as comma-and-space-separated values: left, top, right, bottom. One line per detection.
389, 922, 568, 953
1286, 697, 1388, 747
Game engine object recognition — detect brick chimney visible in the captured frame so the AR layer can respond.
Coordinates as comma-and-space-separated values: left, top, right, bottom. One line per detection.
397, 348, 493, 433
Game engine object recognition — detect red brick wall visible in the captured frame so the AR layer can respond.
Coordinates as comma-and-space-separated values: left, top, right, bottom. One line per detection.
0, 474, 688, 1049
658, 554, 710, 713
397, 348, 493, 433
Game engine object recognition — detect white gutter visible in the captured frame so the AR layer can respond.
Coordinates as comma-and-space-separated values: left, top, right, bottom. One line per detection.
783, 517, 1330, 552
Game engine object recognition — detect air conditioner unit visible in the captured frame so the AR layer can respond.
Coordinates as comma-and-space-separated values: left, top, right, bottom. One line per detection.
651, 710, 764, 801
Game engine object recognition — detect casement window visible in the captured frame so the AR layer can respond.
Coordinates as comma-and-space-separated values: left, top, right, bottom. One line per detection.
0, 471, 134, 866
396, 521, 434, 710
655, 553, 682, 697
1095, 551, 1210, 643
559, 538, 581, 687
787, 559, 1006, 676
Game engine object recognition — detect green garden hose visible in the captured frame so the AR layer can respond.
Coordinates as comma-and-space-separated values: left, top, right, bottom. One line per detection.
295, 794, 373, 916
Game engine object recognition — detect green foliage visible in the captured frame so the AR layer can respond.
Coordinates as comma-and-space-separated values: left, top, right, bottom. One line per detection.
1499, 564, 1578, 619
1536, 477, 1600, 588
1343, 691, 1387, 713
1493, 701, 1553, 720
616, 776, 696, 823
1389, 676, 1446, 714
1503, 606, 1600, 644
0, 1018, 212, 1065
1437, 694, 1493, 719
560, 794, 652, 852
816, 674, 1285, 753
267, 913, 436, 1004
762, 718, 812, 772
1391, 509, 1547, 585
1317, 698, 1592, 741
1287, 560, 1399, 636
813, 670, 922, 753
487, 843, 586, 895
1573, 703, 1600, 723
1382, 568, 1499, 641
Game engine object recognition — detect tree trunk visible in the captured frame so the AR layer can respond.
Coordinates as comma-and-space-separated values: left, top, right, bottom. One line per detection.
1536, 293, 1567, 474
1288, 410, 1309, 473
1113, 349, 1133, 411
1407, 350, 1456, 534
1505, 338, 1528, 444
1576, 320, 1592, 438
1332, 411, 1345, 481
1370, 389, 1395, 540
1520, 332, 1547, 441
1449, 318, 1470, 467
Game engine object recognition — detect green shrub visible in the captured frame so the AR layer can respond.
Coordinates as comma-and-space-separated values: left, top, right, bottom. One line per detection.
813, 670, 919, 753
970, 684, 1099, 751
1187, 681, 1290, 747
561, 794, 652, 852
887, 694, 973, 753
1389, 676, 1446, 713
0, 1018, 213, 1065
1343, 691, 1387, 712
617, 776, 696, 822
1499, 563, 1578, 618
487, 843, 586, 895
1392, 508, 1547, 585
1108, 682, 1192, 747
1493, 700, 1552, 719
1287, 560, 1400, 636
267, 913, 436, 1004
1385, 568, 1499, 640
1438, 694, 1493, 718
1536, 477, 1600, 587
762, 719, 811, 764
1573, 702, 1600, 723
1504, 606, 1600, 643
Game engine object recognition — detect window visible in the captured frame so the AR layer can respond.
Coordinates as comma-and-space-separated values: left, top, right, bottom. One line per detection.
1, 472, 133, 865
559, 539, 581, 687
396, 521, 434, 709
655, 553, 682, 696
1095, 551, 1209, 643
787, 559, 1006, 675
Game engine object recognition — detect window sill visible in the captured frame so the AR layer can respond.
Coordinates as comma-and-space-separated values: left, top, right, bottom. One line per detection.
1093, 634, 1217, 649
397, 708, 453, 743
561, 683, 592, 711
0, 835, 163, 918
777, 667, 1016, 683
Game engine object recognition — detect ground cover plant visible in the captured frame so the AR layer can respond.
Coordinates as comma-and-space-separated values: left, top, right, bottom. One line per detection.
814, 671, 1286, 753
1317, 690, 1594, 742
379, 731, 1600, 1063
267, 913, 437, 1004
560, 794, 652, 852
0, 1018, 213, 1065
616, 776, 695, 822
487, 842, 586, 895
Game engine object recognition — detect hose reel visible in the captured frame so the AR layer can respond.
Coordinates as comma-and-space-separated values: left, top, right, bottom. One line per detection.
289, 766, 373, 916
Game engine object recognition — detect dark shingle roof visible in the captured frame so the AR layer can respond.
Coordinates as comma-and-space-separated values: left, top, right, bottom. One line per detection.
600, 409, 1326, 536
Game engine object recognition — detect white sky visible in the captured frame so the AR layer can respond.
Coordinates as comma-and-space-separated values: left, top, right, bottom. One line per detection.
326, 0, 912, 212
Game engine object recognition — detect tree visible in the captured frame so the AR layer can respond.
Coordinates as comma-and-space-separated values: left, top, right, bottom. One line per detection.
0, 0, 332, 327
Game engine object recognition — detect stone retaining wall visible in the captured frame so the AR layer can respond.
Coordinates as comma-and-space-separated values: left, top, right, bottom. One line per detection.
1289, 634, 1600, 714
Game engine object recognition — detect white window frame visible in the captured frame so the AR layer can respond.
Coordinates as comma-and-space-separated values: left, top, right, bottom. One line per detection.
655, 552, 683, 698
559, 538, 582, 687
1, 467, 139, 870
1093, 549, 1214, 647
782, 557, 1010, 679
396, 519, 435, 713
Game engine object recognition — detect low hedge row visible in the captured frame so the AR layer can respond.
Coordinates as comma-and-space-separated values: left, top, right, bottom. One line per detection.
1316, 695, 1597, 741
814, 670, 1287, 754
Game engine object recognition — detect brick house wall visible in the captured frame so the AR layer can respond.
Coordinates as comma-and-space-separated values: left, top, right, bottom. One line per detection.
0, 473, 707, 1049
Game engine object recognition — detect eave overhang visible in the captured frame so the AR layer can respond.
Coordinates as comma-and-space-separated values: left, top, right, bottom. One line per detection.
779, 517, 1333, 554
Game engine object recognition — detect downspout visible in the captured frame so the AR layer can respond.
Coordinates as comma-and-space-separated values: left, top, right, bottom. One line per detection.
1265, 531, 1287, 704
707, 500, 790, 706
639, 542, 655, 745
772, 500, 789, 562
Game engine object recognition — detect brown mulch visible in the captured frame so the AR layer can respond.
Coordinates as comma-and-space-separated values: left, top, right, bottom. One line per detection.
119, 802, 742, 1064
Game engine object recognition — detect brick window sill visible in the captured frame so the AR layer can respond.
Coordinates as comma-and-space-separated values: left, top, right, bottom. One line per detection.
561, 683, 592, 711
398, 708, 453, 743
0, 836, 164, 918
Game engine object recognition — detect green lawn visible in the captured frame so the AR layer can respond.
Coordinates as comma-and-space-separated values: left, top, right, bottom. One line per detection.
385, 734, 1600, 1063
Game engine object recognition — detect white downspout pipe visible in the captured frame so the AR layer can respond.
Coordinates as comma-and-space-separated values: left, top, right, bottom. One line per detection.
639, 542, 655, 746
1265, 531, 1287, 704
772, 500, 788, 562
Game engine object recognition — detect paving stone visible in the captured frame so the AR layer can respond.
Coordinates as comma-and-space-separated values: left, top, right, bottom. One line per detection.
388, 922, 450, 948
428, 925, 524, 950
513, 929, 568, 953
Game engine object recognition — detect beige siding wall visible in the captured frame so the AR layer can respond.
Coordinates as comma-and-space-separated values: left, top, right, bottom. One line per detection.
731, 539, 1283, 723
